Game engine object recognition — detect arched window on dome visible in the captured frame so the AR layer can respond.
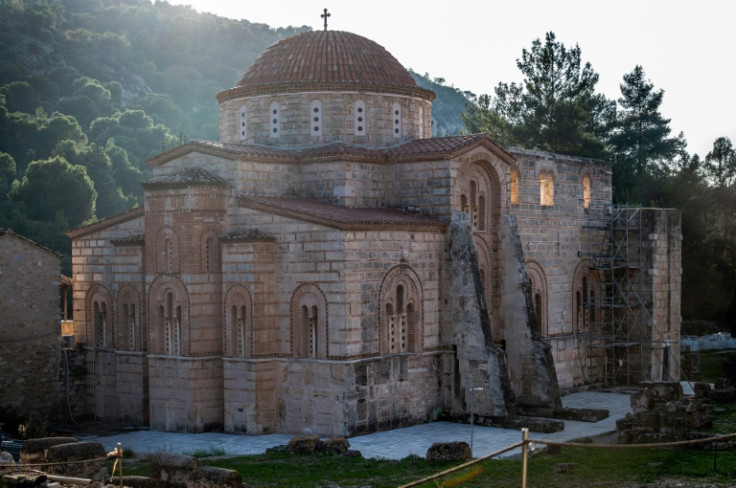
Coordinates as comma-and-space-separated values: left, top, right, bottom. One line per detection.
419, 106, 425, 138
354, 100, 366, 137
310, 99, 323, 137
392, 102, 402, 138
269, 101, 280, 139
239, 105, 247, 141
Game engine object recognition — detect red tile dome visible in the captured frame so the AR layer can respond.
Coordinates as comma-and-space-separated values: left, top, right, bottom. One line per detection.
217, 30, 434, 102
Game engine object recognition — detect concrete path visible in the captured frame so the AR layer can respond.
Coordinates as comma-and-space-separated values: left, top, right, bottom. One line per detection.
89, 390, 634, 460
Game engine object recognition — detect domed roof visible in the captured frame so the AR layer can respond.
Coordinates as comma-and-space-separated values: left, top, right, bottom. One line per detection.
217, 30, 434, 102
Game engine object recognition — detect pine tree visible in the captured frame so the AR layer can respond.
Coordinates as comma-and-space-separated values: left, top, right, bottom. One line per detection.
463, 32, 612, 158
609, 65, 686, 203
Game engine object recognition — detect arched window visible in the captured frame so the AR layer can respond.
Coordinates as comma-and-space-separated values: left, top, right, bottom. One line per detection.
239, 105, 247, 141
354, 100, 366, 136
162, 291, 180, 355
128, 304, 136, 350
156, 229, 178, 274
310, 99, 323, 137
539, 171, 555, 206
165, 238, 173, 272
269, 101, 280, 138
460, 179, 487, 231
291, 284, 328, 358
120, 298, 137, 351
379, 266, 423, 354
457, 163, 497, 233
392, 102, 402, 138
224, 286, 252, 357
87, 285, 113, 348
510, 170, 520, 205
149, 276, 189, 355
419, 106, 425, 138
94, 301, 107, 347
573, 260, 600, 334
526, 261, 548, 335
582, 175, 591, 209
201, 232, 218, 273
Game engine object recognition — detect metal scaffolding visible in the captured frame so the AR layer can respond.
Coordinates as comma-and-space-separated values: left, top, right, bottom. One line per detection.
591, 205, 654, 386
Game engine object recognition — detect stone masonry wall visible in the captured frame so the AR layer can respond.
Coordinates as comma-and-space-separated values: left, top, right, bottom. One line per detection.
0, 232, 62, 419
508, 149, 612, 388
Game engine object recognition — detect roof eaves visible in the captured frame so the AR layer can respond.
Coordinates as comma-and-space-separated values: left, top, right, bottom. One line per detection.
146, 141, 297, 168
0, 229, 61, 258
66, 206, 145, 239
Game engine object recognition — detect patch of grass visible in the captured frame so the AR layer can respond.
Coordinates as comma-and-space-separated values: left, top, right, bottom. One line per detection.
191, 445, 736, 488
112, 442, 736, 487
200, 452, 458, 488
709, 403, 736, 435
698, 349, 736, 382
190, 446, 227, 458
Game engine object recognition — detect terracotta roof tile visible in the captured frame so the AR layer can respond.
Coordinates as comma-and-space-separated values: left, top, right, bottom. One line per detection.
149, 135, 514, 168
218, 31, 435, 102
387, 134, 514, 164
238, 31, 417, 88
238, 195, 446, 231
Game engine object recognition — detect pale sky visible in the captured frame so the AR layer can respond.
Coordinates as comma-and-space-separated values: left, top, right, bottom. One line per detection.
165, 0, 735, 159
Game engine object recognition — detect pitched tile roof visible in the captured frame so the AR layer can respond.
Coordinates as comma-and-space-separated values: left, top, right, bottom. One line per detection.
387, 134, 515, 164
237, 195, 447, 232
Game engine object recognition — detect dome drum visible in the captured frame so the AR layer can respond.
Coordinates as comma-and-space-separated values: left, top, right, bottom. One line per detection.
220, 92, 433, 146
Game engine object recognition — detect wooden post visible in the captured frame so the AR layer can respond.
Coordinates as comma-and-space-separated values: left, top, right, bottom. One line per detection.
521, 428, 529, 488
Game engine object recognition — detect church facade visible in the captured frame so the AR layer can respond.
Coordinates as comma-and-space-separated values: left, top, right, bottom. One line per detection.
67, 30, 681, 435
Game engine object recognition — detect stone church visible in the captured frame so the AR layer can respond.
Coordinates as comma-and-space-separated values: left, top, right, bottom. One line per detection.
67, 28, 682, 435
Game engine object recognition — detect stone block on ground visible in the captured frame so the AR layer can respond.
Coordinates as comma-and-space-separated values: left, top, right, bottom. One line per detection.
426, 441, 471, 461
45, 441, 107, 481
19, 437, 78, 464
287, 435, 321, 454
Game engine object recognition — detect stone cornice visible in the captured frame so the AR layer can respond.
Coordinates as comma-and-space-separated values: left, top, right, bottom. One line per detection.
216, 82, 436, 104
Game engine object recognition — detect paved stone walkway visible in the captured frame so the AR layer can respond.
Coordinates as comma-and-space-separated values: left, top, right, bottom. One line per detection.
90, 390, 633, 460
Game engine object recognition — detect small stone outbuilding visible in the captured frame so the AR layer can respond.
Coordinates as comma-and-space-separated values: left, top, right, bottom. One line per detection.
0, 229, 63, 420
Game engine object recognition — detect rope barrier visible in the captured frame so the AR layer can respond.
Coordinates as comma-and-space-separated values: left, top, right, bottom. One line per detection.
533, 431, 736, 449
399, 430, 736, 487
11, 456, 110, 468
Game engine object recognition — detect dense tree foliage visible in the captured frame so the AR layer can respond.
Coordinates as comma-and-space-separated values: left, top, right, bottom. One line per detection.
0, 0, 310, 271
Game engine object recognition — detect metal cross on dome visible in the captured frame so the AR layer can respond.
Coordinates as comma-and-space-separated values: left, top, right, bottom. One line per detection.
321, 8, 330, 31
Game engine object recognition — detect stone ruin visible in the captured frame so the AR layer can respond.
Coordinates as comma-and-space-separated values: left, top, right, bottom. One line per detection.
616, 382, 714, 444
